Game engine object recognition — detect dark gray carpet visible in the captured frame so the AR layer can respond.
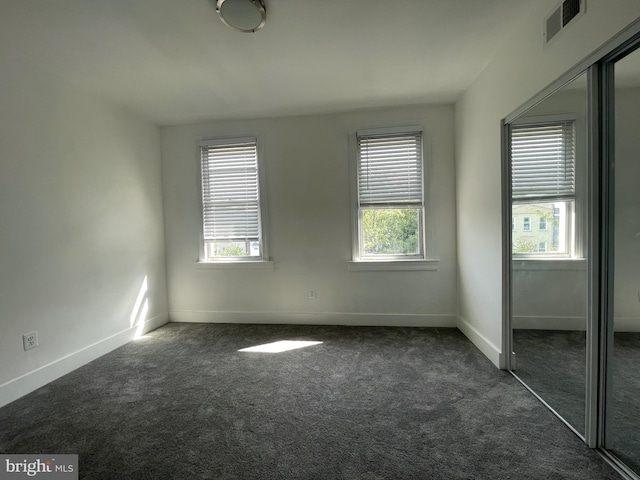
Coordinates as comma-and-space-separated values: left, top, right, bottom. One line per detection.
0, 323, 621, 480
608, 332, 640, 475
512, 329, 586, 434
513, 329, 640, 476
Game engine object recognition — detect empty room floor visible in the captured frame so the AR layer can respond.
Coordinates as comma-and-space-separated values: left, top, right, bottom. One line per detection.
0, 324, 621, 479
514, 329, 640, 474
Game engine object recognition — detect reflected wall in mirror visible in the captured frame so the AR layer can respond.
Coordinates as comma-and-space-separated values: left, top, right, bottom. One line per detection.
509, 71, 588, 435
605, 47, 640, 474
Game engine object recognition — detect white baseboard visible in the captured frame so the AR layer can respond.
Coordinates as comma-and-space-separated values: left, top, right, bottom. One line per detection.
457, 316, 502, 368
513, 316, 640, 332
513, 315, 586, 331
169, 310, 458, 328
615, 318, 640, 332
0, 314, 168, 409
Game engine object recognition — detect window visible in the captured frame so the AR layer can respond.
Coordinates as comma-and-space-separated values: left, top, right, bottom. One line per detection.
199, 137, 266, 261
512, 216, 516, 232
539, 216, 548, 230
355, 127, 425, 260
511, 120, 575, 256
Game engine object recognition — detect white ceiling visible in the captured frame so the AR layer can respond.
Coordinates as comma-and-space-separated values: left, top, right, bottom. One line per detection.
0, 0, 533, 126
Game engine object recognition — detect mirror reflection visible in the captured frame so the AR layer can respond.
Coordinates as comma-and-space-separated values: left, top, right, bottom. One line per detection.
510, 71, 588, 435
606, 47, 640, 474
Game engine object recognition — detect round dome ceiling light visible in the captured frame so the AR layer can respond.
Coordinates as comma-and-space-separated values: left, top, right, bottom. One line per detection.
216, 0, 266, 33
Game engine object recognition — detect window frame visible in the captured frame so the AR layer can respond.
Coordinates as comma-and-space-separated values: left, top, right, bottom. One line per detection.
196, 135, 270, 265
349, 124, 429, 264
510, 114, 582, 259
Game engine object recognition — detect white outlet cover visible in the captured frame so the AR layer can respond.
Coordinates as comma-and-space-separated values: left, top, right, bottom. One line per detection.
23, 331, 38, 351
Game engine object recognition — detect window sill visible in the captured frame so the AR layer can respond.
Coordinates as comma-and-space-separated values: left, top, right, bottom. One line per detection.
512, 257, 586, 271
195, 260, 274, 271
348, 259, 440, 272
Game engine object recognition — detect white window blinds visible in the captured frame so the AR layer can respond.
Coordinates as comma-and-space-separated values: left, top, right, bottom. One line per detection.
511, 121, 575, 201
200, 139, 260, 242
357, 130, 423, 206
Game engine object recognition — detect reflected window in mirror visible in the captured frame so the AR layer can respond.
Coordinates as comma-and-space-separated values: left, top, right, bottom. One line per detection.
511, 119, 575, 257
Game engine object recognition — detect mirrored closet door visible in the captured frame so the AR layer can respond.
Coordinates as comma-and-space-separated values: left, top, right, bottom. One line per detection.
604, 45, 640, 476
508, 72, 590, 437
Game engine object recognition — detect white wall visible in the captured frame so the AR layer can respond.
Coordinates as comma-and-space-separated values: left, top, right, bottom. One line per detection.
0, 59, 169, 406
455, 0, 640, 367
614, 87, 640, 331
162, 105, 457, 327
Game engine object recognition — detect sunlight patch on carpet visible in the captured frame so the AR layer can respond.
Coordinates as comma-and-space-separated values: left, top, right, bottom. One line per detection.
238, 340, 323, 353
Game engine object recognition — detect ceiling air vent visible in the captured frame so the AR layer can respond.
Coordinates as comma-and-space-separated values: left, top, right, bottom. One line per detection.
544, 0, 586, 45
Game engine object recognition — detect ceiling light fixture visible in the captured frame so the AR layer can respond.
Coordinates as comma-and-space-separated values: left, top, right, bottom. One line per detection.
216, 0, 266, 33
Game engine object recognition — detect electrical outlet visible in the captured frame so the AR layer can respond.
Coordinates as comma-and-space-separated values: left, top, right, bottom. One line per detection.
308, 289, 316, 299
23, 331, 38, 351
